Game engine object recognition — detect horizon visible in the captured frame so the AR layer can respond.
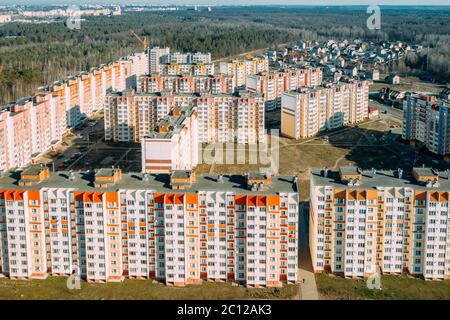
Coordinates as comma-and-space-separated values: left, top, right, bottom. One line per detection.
2, 1, 450, 7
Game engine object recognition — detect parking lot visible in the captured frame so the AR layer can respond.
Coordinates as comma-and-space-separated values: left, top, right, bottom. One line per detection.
35, 113, 142, 173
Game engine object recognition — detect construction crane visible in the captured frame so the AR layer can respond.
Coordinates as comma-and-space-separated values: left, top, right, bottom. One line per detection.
131, 30, 149, 50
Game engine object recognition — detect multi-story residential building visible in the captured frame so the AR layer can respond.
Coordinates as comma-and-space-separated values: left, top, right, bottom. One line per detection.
220, 56, 269, 90
0, 94, 67, 172
0, 166, 299, 287
148, 47, 171, 74
403, 94, 450, 158
310, 166, 450, 280
138, 73, 233, 95
161, 52, 211, 65
159, 63, 215, 77
247, 67, 323, 110
104, 91, 265, 145
281, 80, 369, 139
148, 48, 214, 76
141, 107, 198, 173
0, 51, 149, 172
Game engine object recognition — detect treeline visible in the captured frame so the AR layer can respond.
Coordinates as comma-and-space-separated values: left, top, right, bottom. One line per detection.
0, 6, 449, 104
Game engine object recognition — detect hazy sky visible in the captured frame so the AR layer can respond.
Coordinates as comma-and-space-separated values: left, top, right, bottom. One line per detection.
2, 0, 450, 6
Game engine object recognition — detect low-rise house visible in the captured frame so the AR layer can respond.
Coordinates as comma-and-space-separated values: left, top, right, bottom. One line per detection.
385, 74, 401, 84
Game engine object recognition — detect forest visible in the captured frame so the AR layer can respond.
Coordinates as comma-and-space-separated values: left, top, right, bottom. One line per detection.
0, 5, 449, 104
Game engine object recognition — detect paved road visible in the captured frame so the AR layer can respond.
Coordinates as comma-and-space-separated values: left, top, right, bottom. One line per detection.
369, 99, 404, 121
298, 202, 319, 300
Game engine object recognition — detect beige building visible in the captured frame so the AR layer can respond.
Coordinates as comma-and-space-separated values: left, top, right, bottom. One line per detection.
281, 80, 369, 139
220, 56, 269, 90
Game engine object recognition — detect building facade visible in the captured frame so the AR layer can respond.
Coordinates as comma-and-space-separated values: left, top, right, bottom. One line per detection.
310, 166, 450, 280
138, 74, 233, 95
403, 94, 450, 157
0, 166, 299, 287
220, 56, 269, 91
247, 67, 323, 110
141, 107, 199, 173
104, 91, 266, 145
0, 51, 149, 172
281, 80, 369, 139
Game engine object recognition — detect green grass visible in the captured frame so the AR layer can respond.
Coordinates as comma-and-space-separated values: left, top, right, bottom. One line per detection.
0, 277, 298, 300
316, 274, 450, 300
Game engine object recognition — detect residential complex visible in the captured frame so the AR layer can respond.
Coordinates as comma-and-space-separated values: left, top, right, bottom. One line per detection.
403, 94, 450, 158
0, 52, 148, 172
104, 90, 265, 146
0, 166, 299, 287
148, 47, 214, 76
281, 79, 369, 139
138, 73, 233, 95
141, 107, 199, 173
247, 67, 323, 110
310, 166, 450, 280
220, 56, 269, 91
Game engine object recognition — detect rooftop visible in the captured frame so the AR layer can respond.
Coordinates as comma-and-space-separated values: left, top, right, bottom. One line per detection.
0, 170, 298, 195
311, 167, 450, 191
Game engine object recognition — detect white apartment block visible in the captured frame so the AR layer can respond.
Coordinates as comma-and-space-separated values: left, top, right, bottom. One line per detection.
247, 67, 323, 110
148, 47, 171, 74
0, 166, 299, 287
281, 80, 369, 139
310, 166, 450, 280
141, 108, 199, 173
162, 52, 211, 65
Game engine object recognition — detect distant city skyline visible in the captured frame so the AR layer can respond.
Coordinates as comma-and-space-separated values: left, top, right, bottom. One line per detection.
2, 0, 450, 6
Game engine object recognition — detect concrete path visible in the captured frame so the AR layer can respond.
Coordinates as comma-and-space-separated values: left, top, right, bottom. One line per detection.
298, 202, 320, 300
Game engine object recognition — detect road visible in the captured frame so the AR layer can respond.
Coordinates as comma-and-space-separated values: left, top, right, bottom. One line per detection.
298, 202, 319, 300
369, 99, 404, 121
52, 116, 105, 171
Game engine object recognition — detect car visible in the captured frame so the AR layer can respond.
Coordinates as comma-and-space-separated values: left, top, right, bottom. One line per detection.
382, 110, 387, 114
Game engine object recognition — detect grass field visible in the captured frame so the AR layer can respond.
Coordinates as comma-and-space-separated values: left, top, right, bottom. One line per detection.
316, 274, 450, 300
0, 277, 299, 300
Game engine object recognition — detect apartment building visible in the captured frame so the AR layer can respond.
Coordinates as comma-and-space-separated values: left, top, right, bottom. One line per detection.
161, 52, 211, 65
0, 94, 68, 172
403, 94, 450, 158
138, 73, 233, 95
281, 80, 369, 139
104, 91, 265, 145
0, 52, 149, 172
159, 63, 215, 77
247, 67, 323, 110
0, 166, 299, 287
141, 107, 198, 173
310, 166, 450, 280
220, 56, 269, 90
148, 47, 171, 74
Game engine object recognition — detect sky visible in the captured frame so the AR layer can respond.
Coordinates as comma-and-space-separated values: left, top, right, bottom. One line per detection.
2, 0, 450, 6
